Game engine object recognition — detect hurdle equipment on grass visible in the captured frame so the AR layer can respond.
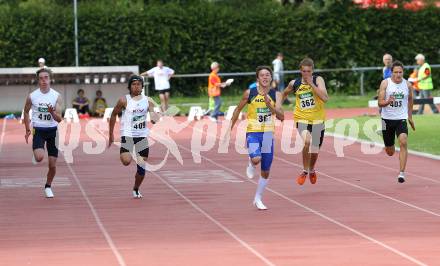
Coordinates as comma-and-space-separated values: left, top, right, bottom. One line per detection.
64, 108, 79, 123
147, 106, 162, 122
187, 106, 203, 121
225, 105, 243, 120
102, 107, 119, 122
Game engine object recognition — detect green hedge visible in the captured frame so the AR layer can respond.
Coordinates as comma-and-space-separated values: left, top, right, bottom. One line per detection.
1, 1, 440, 95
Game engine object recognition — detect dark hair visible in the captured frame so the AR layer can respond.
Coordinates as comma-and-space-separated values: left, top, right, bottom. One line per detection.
299, 58, 314, 69
256, 66, 273, 79
391, 60, 404, 71
127, 75, 144, 91
36, 68, 52, 78
77, 89, 84, 94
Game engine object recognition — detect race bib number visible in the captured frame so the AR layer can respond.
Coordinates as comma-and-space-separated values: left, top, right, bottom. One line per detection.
256, 107, 272, 124
132, 115, 146, 130
37, 107, 52, 121
389, 100, 403, 108
299, 92, 315, 110
389, 93, 404, 108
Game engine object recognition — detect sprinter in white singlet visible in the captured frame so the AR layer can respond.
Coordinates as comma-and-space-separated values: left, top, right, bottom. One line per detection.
109, 75, 160, 198
23, 68, 63, 198
378, 61, 415, 183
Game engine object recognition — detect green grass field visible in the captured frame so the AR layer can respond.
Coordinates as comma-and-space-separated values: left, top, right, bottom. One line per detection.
325, 114, 440, 155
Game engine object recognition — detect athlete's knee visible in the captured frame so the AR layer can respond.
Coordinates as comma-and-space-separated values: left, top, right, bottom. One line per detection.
34, 154, 44, 162
385, 147, 395, 156
399, 137, 408, 148
136, 164, 146, 177
260, 171, 270, 179
251, 156, 261, 165
303, 138, 312, 149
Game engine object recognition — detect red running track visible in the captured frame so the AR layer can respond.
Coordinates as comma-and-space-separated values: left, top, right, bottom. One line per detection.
0, 109, 439, 266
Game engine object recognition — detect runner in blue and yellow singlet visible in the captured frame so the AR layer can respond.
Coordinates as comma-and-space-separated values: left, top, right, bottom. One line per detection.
229, 66, 284, 210
282, 58, 329, 186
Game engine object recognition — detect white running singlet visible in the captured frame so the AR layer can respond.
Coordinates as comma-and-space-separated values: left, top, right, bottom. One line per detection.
381, 78, 409, 120
30, 88, 60, 128
120, 95, 149, 137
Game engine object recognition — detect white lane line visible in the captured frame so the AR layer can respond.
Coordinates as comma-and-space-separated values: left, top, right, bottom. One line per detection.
92, 120, 271, 265
192, 123, 440, 217
321, 146, 440, 184
326, 132, 440, 161
152, 171, 276, 266
66, 161, 126, 266
183, 123, 428, 265
175, 141, 427, 266
274, 156, 440, 218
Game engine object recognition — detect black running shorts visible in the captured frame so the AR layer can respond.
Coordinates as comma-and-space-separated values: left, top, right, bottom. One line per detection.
381, 118, 408, 147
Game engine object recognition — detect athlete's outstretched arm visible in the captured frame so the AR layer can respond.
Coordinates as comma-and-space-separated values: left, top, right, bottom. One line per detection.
230, 89, 250, 130
108, 97, 126, 147
23, 96, 32, 143
407, 81, 415, 131
378, 79, 394, 107
281, 80, 295, 102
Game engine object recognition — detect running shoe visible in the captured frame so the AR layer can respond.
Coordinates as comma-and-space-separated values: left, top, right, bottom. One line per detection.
132, 190, 143, 199
44, 187, 54, 198
297, 171, 308, 185
397, 174, 405, 183
253, 199, 268, 210
309, 171, 317, 184
246, 161, 256, 179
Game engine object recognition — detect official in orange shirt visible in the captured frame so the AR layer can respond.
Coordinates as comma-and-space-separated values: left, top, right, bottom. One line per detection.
208, 62, 228, 122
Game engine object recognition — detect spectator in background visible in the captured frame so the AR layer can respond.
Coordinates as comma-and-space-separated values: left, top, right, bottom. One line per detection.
382, 54, 393, 79
92, 90, 107, 117
414, 54, 439, 114
207, 62, 232, 122
375, 53, 393, 101
408, 65, 420, 98
272, 53, 285, 91
38, 58, 47, 69
141, 59, 174, 112
73, 89, 90, 116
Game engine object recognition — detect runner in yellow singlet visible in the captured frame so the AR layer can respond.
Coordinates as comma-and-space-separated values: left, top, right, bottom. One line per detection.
282, 58, 329, 185
230, 66, 284, 210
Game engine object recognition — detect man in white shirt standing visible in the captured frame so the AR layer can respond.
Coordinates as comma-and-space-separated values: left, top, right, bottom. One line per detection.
272, 53, 284, 92
38, 58, 47, 69
141, 60, 174, 112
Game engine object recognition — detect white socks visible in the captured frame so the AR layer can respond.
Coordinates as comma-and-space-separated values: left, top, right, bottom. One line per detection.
255, 177, 268, 201
399, 171, 405, 177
